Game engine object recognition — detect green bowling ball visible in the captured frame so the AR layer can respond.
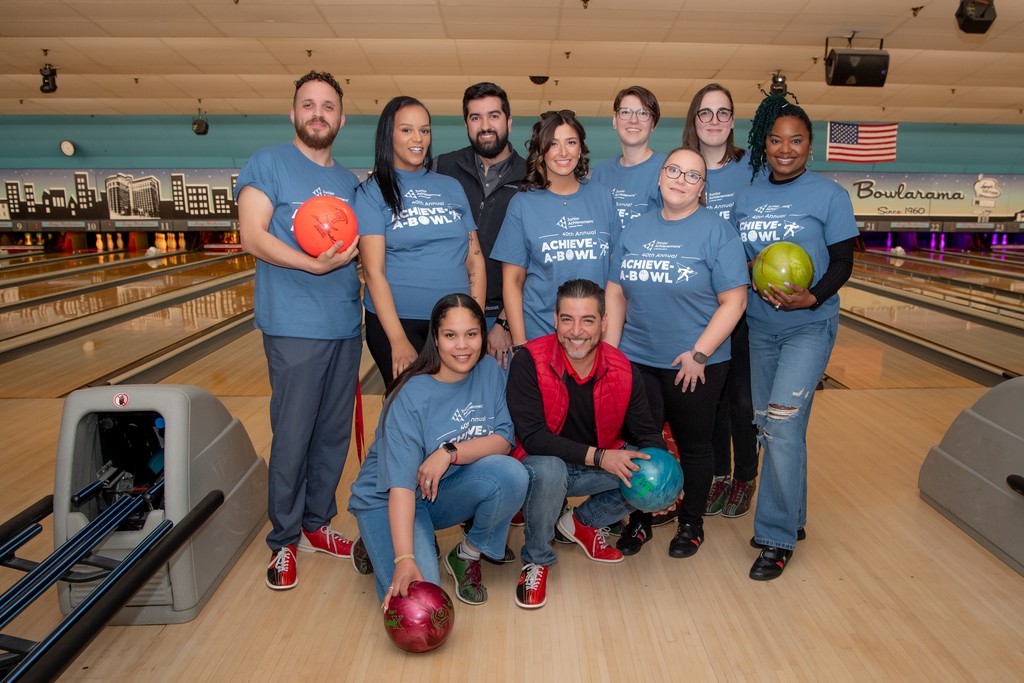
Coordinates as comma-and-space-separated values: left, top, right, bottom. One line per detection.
751, 242, 814, 297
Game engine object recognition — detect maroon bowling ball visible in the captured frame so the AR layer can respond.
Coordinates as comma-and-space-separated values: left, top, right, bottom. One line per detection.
382, 581, 455, 653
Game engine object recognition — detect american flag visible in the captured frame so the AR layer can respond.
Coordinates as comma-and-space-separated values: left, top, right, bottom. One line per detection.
826, 122, 898, 163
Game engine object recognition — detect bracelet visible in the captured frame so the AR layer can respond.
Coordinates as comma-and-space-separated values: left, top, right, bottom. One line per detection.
593, 448, 605, 468
394, 553, 416, 565
495, 317, 510, 332
511, 344, 524, 354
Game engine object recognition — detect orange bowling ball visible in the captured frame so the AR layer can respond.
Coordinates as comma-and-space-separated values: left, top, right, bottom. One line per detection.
292, 195, 358, 256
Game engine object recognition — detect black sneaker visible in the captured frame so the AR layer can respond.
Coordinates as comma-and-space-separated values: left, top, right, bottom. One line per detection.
615, 517, 652, 556
651, 505, 681, 527
749, 527, 806, 549
749, 546, 793, 581
482, 544, 516, 565
668, 522, 704, 558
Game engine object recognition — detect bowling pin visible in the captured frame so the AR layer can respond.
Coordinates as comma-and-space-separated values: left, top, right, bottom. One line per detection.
178, 232, 187, 250
106, 234, 114, 251
116, 233, 125, 250
166, 232, 176, 251
155, 232, 167, 252
95, 234, 104, 252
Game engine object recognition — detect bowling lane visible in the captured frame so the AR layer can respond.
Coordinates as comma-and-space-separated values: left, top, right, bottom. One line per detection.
858, 251, 1024, 296
0, 250, 136, 281
0, 281, 254, 398
840, 286, 1024, 376
0, 253, 254, 342
917, 248, 1024, 272
0, 251, 238, 304
827, 325, 980, 390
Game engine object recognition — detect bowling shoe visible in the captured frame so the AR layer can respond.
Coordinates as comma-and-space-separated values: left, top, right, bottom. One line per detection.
298, 525, 354, 558
668, 522, 704, 558
705, 476, 732, 515
350, 536, 373, 575
266, 544, 298, 590
510, 511, 526, 527
515, 563, 549, 609
722, 478, 755, 518
444, 546, 487, 605
556, 509, 623, 563
749, 546, 793, 581
616, 516, 652, 556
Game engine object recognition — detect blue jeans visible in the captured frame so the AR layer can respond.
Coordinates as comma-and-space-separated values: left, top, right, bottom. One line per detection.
355, 455, 527, 601
520, 455, 632, 566
749, 317, 838, 551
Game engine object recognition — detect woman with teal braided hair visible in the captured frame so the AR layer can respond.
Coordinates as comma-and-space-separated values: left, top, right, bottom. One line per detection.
732, 91, 858, 580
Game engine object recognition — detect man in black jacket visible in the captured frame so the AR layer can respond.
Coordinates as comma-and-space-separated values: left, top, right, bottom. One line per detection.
434, 82, 527, 366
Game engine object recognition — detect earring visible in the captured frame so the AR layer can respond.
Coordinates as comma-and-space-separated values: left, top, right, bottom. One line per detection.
808, 152, 814, 168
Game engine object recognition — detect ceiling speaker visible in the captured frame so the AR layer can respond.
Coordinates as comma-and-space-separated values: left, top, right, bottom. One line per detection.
825, 49, 889, 87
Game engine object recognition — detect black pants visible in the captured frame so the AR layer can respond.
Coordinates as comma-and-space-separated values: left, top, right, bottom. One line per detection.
363, 311, 431, 388
634, 360, 729, 527
711, 316, 759, 481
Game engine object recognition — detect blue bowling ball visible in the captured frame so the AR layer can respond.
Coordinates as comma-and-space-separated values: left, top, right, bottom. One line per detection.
619, 447, 683, 512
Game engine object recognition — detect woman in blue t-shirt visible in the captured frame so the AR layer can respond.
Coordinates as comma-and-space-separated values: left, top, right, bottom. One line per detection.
682, 83, 760, 520
491, 110, 618, 347
357, 96, 487, 386
348, 294, 527, 607
734, 93, 858, 581
605, 147, 748, 560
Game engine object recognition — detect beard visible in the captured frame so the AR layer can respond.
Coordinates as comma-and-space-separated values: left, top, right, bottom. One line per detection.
470, 128, 509, 159
558, 334, 598, 361
295, 117, 339, 151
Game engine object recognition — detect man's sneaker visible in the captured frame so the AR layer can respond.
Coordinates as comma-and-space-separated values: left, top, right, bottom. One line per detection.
651, 505, 680, 527
749, 546, 793, 581
510, 511, 525, 527
668, 522, 704, 559
705, 475, 732, 515
298, 525, 353, 558
443, 546, 487, 605
515, 563, 549, 609
556, 509, 623, 563
266, 545, 297, 590
615, 516, 652, 556
350, 536, 373, 575
607, 520, 626, 536
722, 478, 756, 518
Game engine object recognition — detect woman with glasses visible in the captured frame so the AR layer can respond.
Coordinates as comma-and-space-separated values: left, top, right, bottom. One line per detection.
682, 83, 760, 521
591, 86, 665, 229
605, 147, 748, 558
491, 110, 619, 347
355, 96, 487, 386
734, 93, 857, 581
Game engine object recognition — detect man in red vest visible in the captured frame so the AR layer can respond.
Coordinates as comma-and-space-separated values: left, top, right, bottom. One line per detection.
505, 278, 665, 609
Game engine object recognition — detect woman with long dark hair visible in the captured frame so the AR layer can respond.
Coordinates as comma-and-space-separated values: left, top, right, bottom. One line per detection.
682, 83, 759, 519
733, 92, 858, 580
605, 147, 748, 559
348, 294, 527, 606
491, 110, 619, 349
355, 96, 487, 386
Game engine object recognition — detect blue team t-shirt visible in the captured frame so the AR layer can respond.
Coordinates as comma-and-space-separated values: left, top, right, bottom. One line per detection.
590, 151, 667, 229
611, 205, 748, 369
234, 142, 361, 340
347, 356, 514, 512
705, 157, 753, 223
491, 180, 618, 340
354, 168, 478, 320
732, 171, 859, 333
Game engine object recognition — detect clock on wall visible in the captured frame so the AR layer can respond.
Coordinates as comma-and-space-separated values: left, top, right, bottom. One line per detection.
59, 139, 76, 157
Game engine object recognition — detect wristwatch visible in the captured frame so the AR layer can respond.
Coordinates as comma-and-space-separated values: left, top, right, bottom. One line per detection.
691, 350, 708, 364
442, 442, 458, 464
494, 317, 510, 332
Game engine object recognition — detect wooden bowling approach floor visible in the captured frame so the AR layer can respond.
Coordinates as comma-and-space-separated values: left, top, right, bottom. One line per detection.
1, 325, 1022, 681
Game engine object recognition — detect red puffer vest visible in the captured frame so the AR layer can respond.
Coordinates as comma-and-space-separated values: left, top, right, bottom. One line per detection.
511, 334, 632, 460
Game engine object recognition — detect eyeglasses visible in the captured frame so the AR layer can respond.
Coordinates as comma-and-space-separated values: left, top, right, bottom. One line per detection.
616, 107, 652, 122
696, 108, 734, 123
542, 109, 576, 119
662, 166, 704, 184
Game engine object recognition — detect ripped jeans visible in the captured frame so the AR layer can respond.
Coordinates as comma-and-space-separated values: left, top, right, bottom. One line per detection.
748, 317, 838, 550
